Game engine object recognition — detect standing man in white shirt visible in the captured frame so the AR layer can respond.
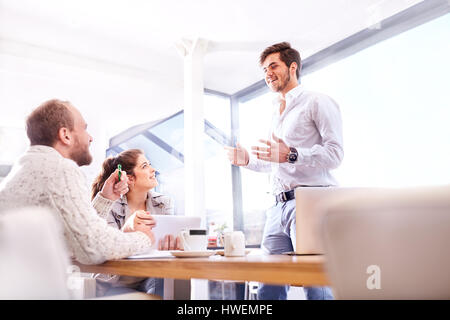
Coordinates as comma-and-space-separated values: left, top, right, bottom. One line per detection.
225, 42, 343, 300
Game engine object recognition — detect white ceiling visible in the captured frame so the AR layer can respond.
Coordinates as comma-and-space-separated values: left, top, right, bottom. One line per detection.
0, 0, 422, 95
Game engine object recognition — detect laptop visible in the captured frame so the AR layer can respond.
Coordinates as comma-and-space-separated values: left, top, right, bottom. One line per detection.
293, 187, 375, 255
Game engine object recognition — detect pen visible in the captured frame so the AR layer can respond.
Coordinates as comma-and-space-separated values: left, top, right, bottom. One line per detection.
118, 164, 122, 200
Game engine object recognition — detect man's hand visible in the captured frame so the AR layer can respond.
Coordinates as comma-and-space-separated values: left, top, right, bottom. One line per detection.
122, 210, 156, 243
224, 143, 249, 166
100, 169, 129, 201
251, 133, 290, 163
158, 234, 182, 251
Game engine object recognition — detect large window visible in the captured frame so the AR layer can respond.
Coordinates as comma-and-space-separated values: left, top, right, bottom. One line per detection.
302, 12, 450, 187
238, 92, 275, 245
203, 93, 233, 235
0, 127, 28, 181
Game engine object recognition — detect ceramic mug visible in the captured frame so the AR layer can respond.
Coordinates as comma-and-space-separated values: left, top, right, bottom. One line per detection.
224, 231, 246, 257
179, 229, 208, 251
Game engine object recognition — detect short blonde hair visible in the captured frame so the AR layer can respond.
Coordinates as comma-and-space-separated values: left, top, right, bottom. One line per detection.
26, 99, 74, 146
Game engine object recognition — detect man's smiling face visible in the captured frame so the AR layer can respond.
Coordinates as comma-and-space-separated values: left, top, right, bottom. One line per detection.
262, 52, 291, 93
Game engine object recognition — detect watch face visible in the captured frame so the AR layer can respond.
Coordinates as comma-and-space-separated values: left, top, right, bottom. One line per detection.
289, 154, 297, 162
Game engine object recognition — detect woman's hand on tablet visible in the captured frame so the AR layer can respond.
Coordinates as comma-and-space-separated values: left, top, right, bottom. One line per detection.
158, 234, 182, 251
122, 210, 156, 244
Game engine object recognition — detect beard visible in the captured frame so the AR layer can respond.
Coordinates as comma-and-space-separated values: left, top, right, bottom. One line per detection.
271, 69, 291, 93
70, 136, 92, 167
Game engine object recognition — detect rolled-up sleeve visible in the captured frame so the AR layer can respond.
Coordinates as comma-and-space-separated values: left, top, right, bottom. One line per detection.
91, 193, 114, 219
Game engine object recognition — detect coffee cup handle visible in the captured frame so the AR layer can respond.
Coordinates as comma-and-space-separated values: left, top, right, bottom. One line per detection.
231, 233, 238, 249
179, 230, 190, 251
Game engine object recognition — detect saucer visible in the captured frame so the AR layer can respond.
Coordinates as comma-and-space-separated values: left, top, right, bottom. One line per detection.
170, 250, 217, 258
215, 249, 251, 256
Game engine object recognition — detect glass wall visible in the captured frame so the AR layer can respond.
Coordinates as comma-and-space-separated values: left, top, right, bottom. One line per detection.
203, 93, 233, 236
0, 127, 28, 164
0, 127, 28, 182
302, 12, 450, 187
238, 92, 275, 245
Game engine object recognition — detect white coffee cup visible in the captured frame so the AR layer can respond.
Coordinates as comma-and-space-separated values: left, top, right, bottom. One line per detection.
179, 229, 208, 251
224, 231, 246, 257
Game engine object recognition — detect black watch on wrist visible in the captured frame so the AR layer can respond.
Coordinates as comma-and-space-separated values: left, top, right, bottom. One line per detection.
287, 147, 298, 163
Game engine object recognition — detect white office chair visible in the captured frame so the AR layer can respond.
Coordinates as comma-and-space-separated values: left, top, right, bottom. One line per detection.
0, 207, 71, 299
0, 206, 159, 300
320, 186, 450, 299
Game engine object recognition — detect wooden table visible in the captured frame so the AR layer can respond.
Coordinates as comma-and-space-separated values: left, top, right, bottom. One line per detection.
75, 252, 329, 287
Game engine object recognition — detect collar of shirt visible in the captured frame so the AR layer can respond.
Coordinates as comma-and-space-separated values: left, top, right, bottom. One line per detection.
286, 84, 303, 102
272, 84, 304, 116
114, 191, 163, 217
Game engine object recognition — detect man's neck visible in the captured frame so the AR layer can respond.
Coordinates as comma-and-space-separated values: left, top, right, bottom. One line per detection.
279, 81, 299, 100
278, 82, 299, 115
52, 143, 71, 161
279, 98, 287, 115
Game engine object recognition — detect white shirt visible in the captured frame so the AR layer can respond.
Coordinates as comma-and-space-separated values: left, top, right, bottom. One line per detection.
245, 85, 344, 195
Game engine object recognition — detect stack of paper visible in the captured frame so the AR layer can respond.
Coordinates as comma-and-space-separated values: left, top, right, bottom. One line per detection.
127, 250, 174, 259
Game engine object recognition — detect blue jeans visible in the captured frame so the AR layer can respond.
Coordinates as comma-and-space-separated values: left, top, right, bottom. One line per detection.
139, 277, 164, 297
104, 278, 164, 297
257, 199, 334, 300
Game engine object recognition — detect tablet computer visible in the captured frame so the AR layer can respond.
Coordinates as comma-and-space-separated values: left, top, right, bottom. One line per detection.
151, 215, 202, 248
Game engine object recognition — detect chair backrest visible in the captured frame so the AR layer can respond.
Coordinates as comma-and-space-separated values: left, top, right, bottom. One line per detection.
320, 186, 450, 299
0, 207, 71, 299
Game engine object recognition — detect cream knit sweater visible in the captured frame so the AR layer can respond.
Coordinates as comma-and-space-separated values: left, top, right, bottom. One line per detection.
0, 145, 152, 264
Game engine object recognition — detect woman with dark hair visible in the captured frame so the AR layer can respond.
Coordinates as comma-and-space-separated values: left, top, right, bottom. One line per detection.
91, 148, 178, 297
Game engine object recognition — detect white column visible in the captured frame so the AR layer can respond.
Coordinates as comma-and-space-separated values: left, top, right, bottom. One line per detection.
176, 38, 208, 220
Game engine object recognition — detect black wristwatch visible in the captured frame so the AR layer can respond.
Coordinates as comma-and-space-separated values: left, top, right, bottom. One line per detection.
287, 147, 298, 163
